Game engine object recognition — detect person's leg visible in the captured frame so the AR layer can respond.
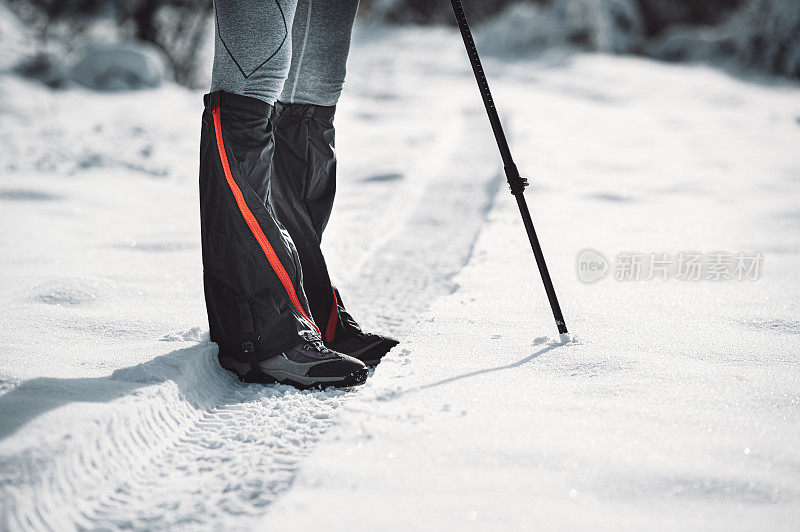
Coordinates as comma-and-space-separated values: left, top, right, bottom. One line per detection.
201, 0, 366, 387
211, 0, 297, 105
279, 0, 359, 107
271, 0, 398, 365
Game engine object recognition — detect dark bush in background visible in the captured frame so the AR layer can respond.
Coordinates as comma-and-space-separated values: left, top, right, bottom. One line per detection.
359, 0, 798, 80
6, 0, 212, 87
635, 0, 746, 36
4, 0, 799, 86
358, 0, 747, 30
358, 0, 523, 24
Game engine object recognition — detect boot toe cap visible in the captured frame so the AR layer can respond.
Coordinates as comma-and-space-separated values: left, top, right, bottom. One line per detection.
307, 356, 365, 378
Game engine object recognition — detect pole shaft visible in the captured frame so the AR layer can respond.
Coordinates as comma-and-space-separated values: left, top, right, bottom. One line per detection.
450, 0, 568, 335
514, 196, 568, 334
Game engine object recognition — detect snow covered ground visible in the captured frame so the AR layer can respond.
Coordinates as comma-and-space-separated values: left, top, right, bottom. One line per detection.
1, 26, 799, 531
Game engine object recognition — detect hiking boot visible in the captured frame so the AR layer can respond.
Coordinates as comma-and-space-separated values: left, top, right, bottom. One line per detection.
326, 331, 399, 366
219, 339, 367, 389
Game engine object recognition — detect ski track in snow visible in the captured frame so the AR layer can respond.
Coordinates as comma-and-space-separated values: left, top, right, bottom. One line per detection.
0, 29, 501, 530
75, 109, 499, 531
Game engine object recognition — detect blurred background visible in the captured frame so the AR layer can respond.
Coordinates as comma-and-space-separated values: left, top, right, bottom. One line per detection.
2, 0, 799, 92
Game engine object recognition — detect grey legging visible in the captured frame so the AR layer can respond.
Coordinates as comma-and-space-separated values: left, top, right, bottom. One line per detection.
210, 0, 359, 106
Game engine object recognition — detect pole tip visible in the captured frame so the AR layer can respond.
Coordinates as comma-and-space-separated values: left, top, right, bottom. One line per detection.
558, 332, 575, 344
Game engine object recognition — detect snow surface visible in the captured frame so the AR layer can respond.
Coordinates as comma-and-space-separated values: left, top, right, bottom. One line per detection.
2, 25, 800, 531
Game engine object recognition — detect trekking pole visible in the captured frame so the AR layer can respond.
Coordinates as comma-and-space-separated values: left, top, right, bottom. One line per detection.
449, 0, 568, 335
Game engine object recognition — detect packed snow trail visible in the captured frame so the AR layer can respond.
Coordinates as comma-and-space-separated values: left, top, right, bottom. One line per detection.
0, 28, 502, 530
72, 107, 500, 530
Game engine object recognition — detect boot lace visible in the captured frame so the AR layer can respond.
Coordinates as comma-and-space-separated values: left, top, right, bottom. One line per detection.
304, 339, 334, 356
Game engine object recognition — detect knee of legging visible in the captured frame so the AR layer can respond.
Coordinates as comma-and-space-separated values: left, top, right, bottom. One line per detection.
280, 74, 345, 107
